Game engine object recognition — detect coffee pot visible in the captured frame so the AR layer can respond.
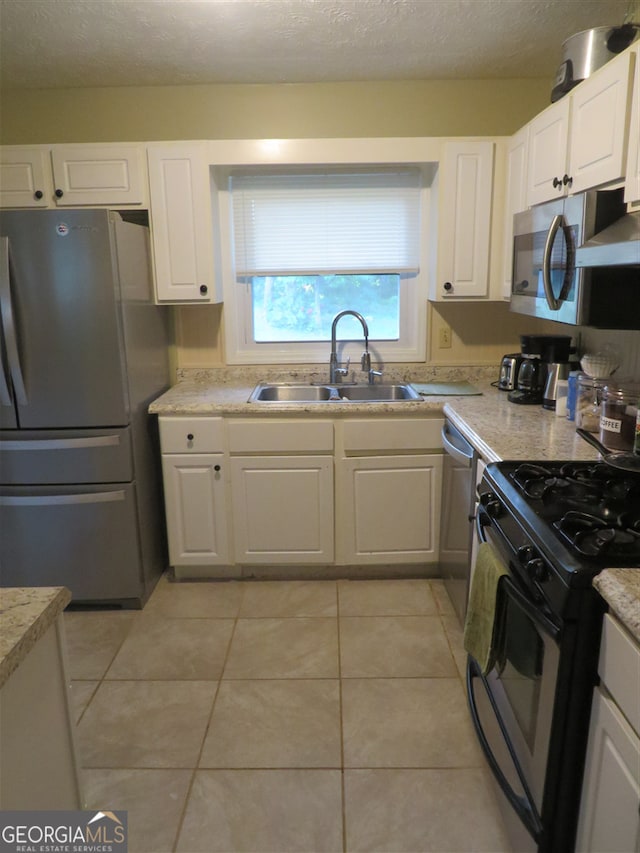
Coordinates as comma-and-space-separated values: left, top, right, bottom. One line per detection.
509, 354, 547, 404
508, 334, 573, 405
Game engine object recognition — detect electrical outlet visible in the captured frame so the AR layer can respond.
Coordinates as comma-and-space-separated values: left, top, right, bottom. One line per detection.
439, 325, 452, 348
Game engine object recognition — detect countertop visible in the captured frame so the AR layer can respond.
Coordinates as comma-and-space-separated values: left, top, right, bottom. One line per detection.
149, 371, 599, 463
593, 570, 640, 643
0, 587, 71, 689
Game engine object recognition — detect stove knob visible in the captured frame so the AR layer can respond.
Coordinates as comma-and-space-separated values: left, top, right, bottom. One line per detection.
527, 558, 548, 583
517, 545, 535, 565
486, 499, 503, 519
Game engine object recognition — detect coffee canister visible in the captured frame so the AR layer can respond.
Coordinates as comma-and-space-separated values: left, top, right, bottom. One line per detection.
600, 383, 640, 451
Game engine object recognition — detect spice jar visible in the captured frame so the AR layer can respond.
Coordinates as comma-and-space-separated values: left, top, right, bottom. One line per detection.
600, 383, 640, 451
575, 374, 605, 433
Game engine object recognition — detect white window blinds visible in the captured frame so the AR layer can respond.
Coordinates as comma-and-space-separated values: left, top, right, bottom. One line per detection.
231, 170, 422, 276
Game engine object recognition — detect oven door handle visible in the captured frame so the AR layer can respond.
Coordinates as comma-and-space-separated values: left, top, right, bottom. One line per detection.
475, 510, 561, 642
475, 509, 489, 543
466, 655, 544, 843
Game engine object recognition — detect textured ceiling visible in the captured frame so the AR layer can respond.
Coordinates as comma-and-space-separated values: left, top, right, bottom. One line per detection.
0, 0, 637, 90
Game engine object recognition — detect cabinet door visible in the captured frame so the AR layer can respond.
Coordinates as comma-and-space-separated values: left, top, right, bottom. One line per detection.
147, 142, 219, 303
435, 141, 494, 299
576, 689, 640, 853
527, 99, 570, 206
336, 454, 442, 565
0, 146, 50, 208
625, 48, 640, 205
570, 50, 635, 194
230, 456, 333, 564
161, 454, 230, 565
501, 126, 529, 299
50, 144, 146, 206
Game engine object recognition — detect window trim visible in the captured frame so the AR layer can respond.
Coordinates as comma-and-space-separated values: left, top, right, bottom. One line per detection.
217, 163, 433, 366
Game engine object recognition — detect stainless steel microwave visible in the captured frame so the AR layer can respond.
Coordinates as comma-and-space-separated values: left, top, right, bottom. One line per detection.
510, 189, 640, 329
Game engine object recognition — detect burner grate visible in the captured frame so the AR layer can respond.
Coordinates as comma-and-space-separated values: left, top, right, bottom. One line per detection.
506, 461, 640, 564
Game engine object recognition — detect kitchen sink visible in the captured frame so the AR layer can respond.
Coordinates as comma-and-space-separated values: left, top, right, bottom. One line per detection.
248, 383, 421, 403
334, 384, 420, 401
248, 384, 336, 402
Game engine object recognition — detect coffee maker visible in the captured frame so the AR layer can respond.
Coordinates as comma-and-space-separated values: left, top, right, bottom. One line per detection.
508, 334, 573, 405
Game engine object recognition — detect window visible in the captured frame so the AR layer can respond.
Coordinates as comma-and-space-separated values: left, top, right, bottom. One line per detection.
220, 167, 429, 364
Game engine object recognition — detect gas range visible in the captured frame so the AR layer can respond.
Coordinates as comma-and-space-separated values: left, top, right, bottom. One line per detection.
479, 460, 640, 616
471, 459, 639, 852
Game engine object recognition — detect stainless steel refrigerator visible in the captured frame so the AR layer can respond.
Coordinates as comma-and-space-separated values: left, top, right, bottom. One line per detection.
0, 209, 171, 606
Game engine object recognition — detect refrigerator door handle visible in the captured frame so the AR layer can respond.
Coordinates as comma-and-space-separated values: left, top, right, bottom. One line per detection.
0, 237, 28, 405
1, 435, 122, 451
0, 341, 11, 406
0, 239, 13, 407
0, 490, 126, 507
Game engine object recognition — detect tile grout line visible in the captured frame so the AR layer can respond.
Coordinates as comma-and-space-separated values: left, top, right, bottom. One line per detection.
169, 582, 246, 853
336, 581, 348, 853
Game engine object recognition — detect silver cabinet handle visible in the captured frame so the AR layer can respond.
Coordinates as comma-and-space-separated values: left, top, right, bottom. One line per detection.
0, 237, 27, 405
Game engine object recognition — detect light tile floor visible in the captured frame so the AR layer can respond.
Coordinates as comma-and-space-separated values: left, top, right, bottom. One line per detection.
65, 577, 511, 853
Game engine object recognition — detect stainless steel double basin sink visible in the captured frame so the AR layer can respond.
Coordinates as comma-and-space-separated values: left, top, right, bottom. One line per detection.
248, 382, 421, 403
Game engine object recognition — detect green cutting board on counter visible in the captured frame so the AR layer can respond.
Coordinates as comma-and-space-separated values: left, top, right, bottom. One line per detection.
412, 381, 482, 396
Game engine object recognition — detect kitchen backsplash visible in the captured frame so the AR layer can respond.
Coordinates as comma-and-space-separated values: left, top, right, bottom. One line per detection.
578, 328, 640, 378
175, 363, 499, 385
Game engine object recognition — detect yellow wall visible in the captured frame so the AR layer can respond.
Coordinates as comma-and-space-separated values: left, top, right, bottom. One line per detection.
0, 79, 550, 144
2, 76, 563, 368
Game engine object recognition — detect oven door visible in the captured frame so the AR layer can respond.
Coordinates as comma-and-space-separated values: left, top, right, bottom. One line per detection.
467, 510, 561, 847
511, 198, 583, 325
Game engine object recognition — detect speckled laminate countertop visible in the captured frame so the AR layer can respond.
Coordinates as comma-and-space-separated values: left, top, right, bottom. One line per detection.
0, 587, 71, 689
149, 371, 600, 462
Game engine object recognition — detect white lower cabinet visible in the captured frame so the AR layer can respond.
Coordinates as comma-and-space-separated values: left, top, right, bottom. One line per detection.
576, 614, 640, 852
336, 454, 442, 564
158, 414, 444, 574
161, 454, 230, 567
335, 417, 443, 566
230, 456, 334, 564
159, 416, 231, 575
227, 418, 334, 565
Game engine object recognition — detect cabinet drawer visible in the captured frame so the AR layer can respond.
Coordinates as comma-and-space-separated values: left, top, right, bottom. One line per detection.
599, 613, 640, 736
227, 419, 333, 453
159, 417, 225, 453
342, 418, 443, 453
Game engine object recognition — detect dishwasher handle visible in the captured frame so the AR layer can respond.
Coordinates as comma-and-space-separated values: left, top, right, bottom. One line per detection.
441, 422, 474, 467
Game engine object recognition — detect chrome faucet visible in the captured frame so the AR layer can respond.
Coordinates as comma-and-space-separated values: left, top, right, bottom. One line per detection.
329, 310, 375, 384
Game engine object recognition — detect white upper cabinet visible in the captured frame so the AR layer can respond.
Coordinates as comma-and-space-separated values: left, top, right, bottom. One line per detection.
0, 144, 147, 208
527, 98, 571, 206
501, 126, 529, 299
433, 140, 495, 300
0, 147, 50, 207
527, 48, 635, 206
624, 47, 640, 206
147, 142, 221, 303
569, 48, 635, 194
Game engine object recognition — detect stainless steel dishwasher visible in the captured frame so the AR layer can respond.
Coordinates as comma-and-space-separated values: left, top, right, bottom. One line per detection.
439, 419, 476, 626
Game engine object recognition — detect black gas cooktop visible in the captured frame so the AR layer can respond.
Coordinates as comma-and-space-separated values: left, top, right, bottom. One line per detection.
484, 460, 640, 573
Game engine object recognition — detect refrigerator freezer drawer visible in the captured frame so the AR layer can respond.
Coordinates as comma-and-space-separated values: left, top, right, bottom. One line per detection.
0, 483, 143, 603
0, 427, 133, 485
